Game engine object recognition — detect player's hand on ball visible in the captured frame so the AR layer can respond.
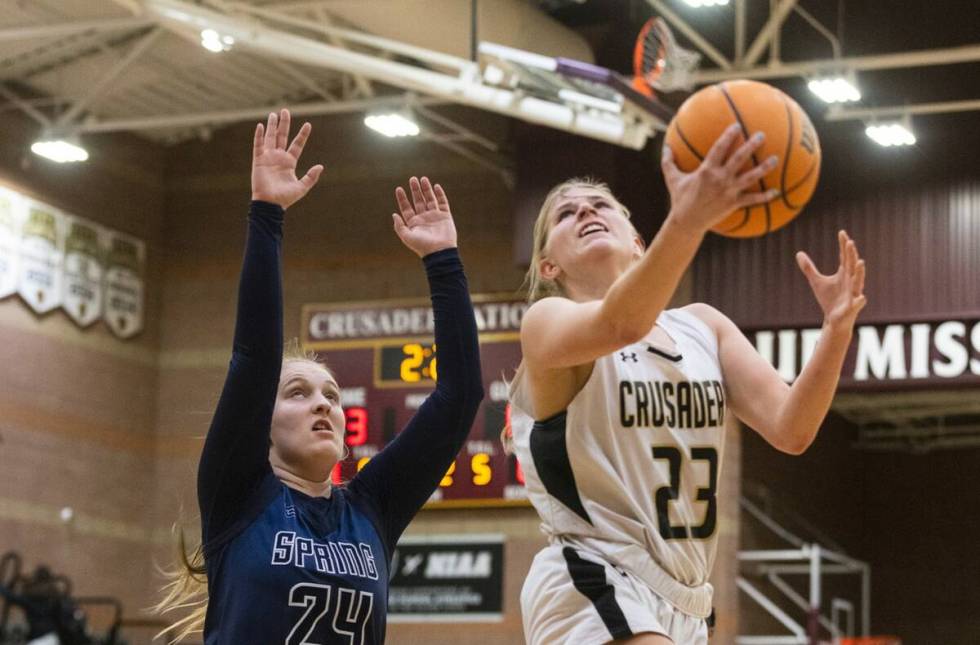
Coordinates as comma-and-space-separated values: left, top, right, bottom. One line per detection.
392, 177, 458, 257
796, 230, 867, 332
251, 109, 324, 209
661, 123, 780, 235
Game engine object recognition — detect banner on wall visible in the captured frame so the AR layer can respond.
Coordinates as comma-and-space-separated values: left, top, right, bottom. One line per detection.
0, 183, 146, 339
388, 534, 504, 622
0, 187, 22, 299
62, 216, 105, 327
752, 317, 980, 390
18, 202, 63, 314
103, 231, 145, 338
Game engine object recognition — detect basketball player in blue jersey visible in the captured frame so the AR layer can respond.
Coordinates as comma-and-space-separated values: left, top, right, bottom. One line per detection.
507, 125, 867, 644
156, 109, 483, 643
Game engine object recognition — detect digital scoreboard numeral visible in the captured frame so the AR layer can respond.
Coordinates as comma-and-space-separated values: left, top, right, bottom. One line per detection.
379, 343, 437, 386
344, 407, 368, 446
440, 461, 456, 487
399, 342, 437, 382
471, 454, 492, 486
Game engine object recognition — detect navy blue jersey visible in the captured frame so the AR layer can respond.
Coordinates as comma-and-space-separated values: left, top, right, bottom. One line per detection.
204, 479, 388, 644
198, 201, 483, 644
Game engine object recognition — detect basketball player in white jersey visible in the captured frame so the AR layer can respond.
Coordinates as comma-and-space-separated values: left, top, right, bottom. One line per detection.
508, 124, 867, 644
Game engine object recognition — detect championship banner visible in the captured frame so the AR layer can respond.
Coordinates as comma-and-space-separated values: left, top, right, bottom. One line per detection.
17, 201, 63, 314
61, 216, 104, 327
0, 183, 147, 338
388, 534, 504, 622
0, 187, 22, 300
103, 231, 145, 339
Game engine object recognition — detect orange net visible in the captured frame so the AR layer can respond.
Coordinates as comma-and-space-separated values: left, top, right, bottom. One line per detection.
839, 637, 901, 645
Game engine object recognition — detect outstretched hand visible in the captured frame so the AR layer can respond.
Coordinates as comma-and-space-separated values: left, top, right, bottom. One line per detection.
392, 177, 457, 257
251, 109, 323, 209
797, 230, 867, 331
661, 124, 779, 235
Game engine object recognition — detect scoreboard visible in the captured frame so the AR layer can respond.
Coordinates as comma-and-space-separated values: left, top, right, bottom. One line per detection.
302, 294, 530, 508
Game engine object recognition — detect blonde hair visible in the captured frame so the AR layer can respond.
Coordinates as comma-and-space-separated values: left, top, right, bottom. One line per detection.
153, 528, 207, 643
282, 338, 334, 379
507, 180, 637, 453
522, 178, 636, 302
155, 339, 334, 642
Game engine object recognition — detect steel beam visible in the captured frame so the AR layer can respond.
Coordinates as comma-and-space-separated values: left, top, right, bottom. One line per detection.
694, 44, 980, 83
55, 28, 163, 128
230, 1, 471, 73
74, 95, 447, 133
0, 17, 153, 42
267, 58, 338, 103
309, 7, 374, 98
645, 0, 732, 70
0, 84, 51, 126
826, 98, 980, 121
793, 5, 841, 59
735, 0, 746, 62
743, 0, 798, 67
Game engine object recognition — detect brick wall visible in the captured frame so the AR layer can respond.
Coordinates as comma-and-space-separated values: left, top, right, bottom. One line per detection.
0, 112, 166, 629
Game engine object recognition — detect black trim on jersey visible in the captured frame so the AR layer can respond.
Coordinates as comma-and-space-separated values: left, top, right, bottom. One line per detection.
647, 346, 683, 362
529, 412, 593, 526
562, 547, 633, 641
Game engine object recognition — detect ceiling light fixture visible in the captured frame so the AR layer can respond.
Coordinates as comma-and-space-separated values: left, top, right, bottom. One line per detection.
201, 28, 234, 53
807, 74, 861, 103
865, 120, 916, 147
31, 138, 89, 163
683, 0, 730, 7
364, 112, 420, 138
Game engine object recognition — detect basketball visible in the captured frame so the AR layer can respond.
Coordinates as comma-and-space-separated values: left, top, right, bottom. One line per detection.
664, 80, 821, 238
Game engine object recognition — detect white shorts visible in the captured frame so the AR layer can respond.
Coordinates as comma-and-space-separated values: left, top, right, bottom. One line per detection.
521, 544, 709, 645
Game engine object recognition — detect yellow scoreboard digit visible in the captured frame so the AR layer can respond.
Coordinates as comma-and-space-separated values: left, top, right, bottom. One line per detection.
378, 342, 437, 386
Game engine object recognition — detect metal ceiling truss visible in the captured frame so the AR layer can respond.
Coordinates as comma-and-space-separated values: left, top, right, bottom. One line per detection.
0, 83, 51, 127
646, 0, 980, 124
161, 0, 656, 148
51, 27, 163, 132
0, 16, 155, 43
4, 0, 664, 152
3, 0, 980, 151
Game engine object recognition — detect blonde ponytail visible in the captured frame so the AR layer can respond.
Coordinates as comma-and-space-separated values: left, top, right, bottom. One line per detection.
153, 529, 207, 643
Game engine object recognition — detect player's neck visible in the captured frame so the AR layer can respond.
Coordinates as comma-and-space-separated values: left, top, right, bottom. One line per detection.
564, 268, 617, 302
271, 461, 333, 498
562, 252, 630, 301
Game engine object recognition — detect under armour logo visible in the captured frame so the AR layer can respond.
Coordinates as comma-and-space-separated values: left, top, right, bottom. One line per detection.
620, 352, 638, 362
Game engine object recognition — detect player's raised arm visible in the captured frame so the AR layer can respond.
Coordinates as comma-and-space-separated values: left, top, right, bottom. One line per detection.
352, 177, 484, 548
197, 109, 323, 546
520, 125, 778, 373
693, 231, 867, 454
